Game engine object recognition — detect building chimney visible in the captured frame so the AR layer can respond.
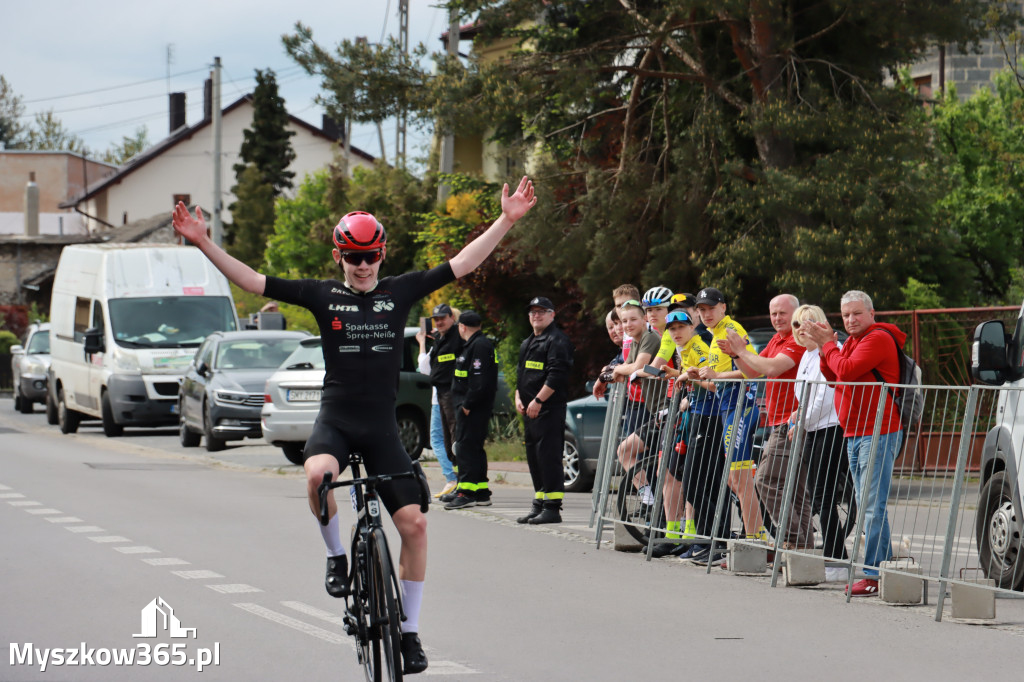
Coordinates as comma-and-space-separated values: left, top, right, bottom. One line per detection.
204, 78, 213, 121
169, 92, 186, 132
25, 172, 39, 237
322, 115, 341, 141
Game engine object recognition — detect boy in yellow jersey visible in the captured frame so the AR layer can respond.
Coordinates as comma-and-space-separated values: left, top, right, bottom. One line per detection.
693, 287, 769, 549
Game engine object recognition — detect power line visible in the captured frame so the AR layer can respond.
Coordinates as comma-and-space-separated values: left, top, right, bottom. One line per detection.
22, 66, 210, 104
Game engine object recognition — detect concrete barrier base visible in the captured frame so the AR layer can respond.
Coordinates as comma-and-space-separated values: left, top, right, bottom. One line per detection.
613, 522, 644, 552
879, 559, 924, 604
951, 579, 996, 619
783, 549, 824, 586
726, 540, 767, 574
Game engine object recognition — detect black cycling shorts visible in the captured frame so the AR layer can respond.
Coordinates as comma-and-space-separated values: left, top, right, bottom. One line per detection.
303, 398, 420, 516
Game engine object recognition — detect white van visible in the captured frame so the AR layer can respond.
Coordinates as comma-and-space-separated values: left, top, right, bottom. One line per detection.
48, 244, 238, 436
971, 302, 1024, 591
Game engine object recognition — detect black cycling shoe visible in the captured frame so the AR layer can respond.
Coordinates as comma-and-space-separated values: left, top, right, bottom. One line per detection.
325, 554, 349, 598
401, 632, 428, 674
649, 542, 687, 559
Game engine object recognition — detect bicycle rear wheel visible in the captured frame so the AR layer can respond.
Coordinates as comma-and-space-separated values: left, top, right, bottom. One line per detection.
368, 528, 403, 682
615, 459, 663, 543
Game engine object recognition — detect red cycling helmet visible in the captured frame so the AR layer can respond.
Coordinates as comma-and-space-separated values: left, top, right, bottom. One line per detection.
333, 211, 387, 251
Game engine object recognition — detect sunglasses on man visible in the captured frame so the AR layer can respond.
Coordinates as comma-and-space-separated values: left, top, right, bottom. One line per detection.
340, 250, 383, 266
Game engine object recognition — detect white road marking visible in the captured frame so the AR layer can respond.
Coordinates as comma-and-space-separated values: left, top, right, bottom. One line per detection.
280, 601, 345, 627
8, 500, 42, 507
66, 525, 105, 533
234, 603, 347, 645
207, 584, 262, 594
46, 516, 83, 523
142, 557, 190, 566
25, 508, 62, 514
0, 484, 11, 490
114, 546, 159, 554
89, 536, 131, 543
0, 492, 26, 499
172, 570, 224, 579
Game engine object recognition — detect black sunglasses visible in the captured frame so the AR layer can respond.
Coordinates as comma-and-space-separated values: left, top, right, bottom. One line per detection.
341, 250, 383, 266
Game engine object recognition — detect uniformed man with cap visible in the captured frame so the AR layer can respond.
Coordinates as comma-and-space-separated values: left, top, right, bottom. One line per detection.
515, 296, 575, 524
429, 303, 463, 498
445, 311, 499, 510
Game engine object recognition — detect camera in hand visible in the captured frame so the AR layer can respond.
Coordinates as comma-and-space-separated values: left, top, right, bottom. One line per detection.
599, 369, 615, 383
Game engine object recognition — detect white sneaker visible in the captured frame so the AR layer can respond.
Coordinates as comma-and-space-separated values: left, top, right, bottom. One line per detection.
638, 485, 655, 506
825, 567, 850, 582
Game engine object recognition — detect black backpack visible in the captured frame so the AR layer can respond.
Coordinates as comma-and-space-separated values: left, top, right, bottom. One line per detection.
870, 328, 924, 434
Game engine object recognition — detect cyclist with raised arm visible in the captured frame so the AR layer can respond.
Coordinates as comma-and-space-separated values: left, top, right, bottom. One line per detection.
171, 177, 536, 675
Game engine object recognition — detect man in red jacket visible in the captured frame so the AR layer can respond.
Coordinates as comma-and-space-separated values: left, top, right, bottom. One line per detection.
806, 290, 905, 597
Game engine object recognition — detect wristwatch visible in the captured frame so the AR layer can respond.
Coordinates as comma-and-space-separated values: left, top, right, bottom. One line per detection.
534, 396, 544, 404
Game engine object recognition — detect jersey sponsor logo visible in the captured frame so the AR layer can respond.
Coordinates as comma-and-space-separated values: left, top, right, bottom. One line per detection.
454, 369, 468, 378
329, 303, 359, 312
331, 317, 343, 331
337, 345, 360, 353
525, 360, 545, 370
372, 344, 393, 352
472, 359, 482, 369
372, 300, 395, 312
331, 287, 347, 295
344, 322, 397, 341
437, 353, 455, 362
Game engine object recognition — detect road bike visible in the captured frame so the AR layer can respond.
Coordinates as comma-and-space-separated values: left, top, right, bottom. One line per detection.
318, 454, 428, 682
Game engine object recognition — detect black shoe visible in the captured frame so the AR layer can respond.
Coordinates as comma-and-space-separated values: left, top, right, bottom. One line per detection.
686, 546, 725, 566
444, 493, 476, 510
325, 554, 349, 598
517, 502, 543, 524
475, 496, 492, 507
401, 632, 428, 674
439, 491, 457, 503
649, 542, 687, 559
528, 508, 562, 525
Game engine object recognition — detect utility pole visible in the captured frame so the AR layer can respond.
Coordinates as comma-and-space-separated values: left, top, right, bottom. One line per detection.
437, 3, 459, 204
396, 0, 409, 169
211, 56, 223, 246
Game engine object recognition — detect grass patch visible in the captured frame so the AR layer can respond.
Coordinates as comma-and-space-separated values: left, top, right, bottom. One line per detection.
486, 438, 525, 462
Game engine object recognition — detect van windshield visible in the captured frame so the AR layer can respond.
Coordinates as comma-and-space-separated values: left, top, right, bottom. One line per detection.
109, 296, 237, 348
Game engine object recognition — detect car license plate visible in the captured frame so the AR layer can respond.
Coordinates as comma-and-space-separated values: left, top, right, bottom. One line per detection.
287, 389, 322, 402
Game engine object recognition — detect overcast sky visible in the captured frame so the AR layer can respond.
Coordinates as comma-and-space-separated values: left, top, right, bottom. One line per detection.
2, 0, 454, 167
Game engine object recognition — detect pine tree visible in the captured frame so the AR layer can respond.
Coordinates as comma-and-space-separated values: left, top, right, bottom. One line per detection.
234, 69, 296, 194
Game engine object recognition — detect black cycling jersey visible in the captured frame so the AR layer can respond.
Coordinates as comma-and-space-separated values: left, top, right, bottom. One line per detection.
263, 263, 455, 402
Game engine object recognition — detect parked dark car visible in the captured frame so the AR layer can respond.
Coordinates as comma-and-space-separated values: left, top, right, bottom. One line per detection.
178, 330, 308, 452
10, 322, 51, 415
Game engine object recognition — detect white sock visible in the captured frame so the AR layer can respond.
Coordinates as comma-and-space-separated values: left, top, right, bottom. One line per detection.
319, 514, 346, 558
639, 485, 655, 506
400, 580, 424, 634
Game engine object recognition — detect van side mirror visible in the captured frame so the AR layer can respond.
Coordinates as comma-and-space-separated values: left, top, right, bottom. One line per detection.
10, 345, 24, 356
972, 320, 1009, 385
196, 362, 209, 377
83, 327, 105, 355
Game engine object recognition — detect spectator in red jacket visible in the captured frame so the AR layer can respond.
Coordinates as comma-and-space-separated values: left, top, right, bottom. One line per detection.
805, 290, 905, 598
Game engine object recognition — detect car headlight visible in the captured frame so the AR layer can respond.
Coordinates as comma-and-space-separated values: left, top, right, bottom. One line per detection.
23, 358, 47, 375
213, 389, 248, 405
112, 349, 140, 373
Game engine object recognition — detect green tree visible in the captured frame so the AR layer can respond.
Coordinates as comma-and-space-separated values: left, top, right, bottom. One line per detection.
102, 126, 149, 165
23, 110, 88, 155
285, 1, 1017, 316
227, 164, 277, 269
234, 69, 296, 194
0, 75, 26, 149
932, 72, 1024, 305
263, 166, 345, 281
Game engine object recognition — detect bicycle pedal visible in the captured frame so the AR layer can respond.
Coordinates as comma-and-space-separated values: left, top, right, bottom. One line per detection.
343, 615, 358, 636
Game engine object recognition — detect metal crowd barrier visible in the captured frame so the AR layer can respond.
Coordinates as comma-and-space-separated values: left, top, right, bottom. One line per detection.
588, 374, 1024, 621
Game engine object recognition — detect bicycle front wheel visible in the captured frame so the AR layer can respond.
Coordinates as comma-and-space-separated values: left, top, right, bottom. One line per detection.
615, 459, 662, 543
368, 528, 403, 682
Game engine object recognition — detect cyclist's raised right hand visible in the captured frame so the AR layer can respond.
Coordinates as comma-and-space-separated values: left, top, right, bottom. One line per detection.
172, 202, 209, 244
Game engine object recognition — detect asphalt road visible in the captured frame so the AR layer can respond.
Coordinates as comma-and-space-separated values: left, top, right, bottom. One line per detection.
3, 400, 1024, 680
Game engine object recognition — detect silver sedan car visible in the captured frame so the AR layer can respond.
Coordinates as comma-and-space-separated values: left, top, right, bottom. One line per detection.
11, 322, 51, 415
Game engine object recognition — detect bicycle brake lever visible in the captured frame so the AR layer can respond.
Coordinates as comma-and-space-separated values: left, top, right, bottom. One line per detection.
318, 472, 333, 526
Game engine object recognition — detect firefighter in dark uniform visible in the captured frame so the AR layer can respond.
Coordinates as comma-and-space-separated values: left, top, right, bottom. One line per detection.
429, 303, 463, 502
515, 296, 574, 525
444, 311, 499, 510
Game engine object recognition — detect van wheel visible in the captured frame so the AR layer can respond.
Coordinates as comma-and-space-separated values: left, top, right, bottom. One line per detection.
101, 391, 124, 437
203, 399, 226, 452
976, 470, 1024, 591
57, 388, 80, 434
281, 442, 305, 465
46, 390, 59, 425
16, 387, 33, 414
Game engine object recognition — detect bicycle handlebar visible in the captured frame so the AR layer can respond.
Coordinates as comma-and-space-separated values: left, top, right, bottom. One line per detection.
317, 469, 419, 526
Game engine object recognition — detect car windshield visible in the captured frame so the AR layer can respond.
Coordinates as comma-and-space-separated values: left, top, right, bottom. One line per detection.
26, 330, 50, 354
216, 338, 303, 370
281, 339, 325, 370
109, 297, 236, 348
